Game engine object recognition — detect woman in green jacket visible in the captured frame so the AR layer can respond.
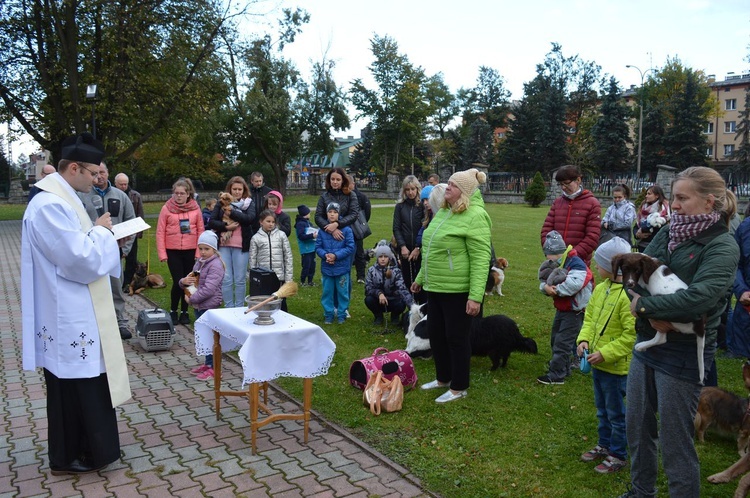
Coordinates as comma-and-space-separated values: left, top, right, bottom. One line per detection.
621, 167, 739, 498
411, 169, 492, 403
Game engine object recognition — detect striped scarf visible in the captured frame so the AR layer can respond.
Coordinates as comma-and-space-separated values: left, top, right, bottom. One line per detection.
668, 212, 720, 252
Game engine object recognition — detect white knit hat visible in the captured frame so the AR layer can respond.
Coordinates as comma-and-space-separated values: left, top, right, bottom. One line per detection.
198, 230, 218, 251
448, 168, 487, 196
594, 237, 632, 274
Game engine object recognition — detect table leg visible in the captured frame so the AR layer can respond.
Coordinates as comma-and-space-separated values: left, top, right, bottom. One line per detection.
303, 378, 312, 443
213, 330, 221, 420
250, 382, 260, 455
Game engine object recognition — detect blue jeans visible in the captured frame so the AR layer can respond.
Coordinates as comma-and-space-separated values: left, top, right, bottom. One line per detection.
321, 273, 350, 323
219, 246, 249, 308
593, 368, 627, 459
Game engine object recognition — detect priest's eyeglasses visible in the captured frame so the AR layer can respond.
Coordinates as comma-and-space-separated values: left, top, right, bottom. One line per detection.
79, 164, 100, 177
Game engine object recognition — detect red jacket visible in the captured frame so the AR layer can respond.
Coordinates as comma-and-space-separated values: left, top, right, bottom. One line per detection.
541, 190, 601, 265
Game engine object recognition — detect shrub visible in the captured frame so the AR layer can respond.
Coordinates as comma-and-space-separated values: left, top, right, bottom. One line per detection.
524, 171, 547, 207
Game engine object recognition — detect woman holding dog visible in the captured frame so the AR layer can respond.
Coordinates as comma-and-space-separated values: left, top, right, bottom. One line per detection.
621, 167, 739, 498
411, 168, 492, 404
207, 176, 255, 308
633, 184, 670, 253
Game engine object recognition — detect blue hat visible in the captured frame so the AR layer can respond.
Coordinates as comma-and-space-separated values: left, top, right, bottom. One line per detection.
420, 185, 434, 201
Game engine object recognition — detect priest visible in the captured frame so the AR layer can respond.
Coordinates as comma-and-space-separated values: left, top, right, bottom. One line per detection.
21, 132, 131, 476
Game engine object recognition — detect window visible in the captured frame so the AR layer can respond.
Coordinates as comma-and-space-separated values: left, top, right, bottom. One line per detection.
724, 144, 735, 156
705, 122, 714, 134
726, 99, 737, 110
706, 146, 713, 157
725, 121, 737, 133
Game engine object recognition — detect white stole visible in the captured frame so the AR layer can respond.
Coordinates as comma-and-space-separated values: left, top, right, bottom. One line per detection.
36, 175, 132, 407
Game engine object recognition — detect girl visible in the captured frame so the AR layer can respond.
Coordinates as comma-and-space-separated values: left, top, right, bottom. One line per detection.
633, 184, 670, 253
156, 178, 204, 325
364, 244, 413, 325
180, 231, 225, 380
601, 184, 636, 245
265, 190, 292, 237
249, 210, 294, 311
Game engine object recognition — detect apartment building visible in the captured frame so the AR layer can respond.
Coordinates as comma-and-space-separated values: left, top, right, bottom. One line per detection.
707, 72, 750, 167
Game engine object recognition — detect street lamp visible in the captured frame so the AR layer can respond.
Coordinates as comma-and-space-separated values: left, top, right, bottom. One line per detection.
625, 65, 655, 180
86, 84, 98, 139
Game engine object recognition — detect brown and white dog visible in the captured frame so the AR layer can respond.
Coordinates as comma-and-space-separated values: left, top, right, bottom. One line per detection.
128, 262, 166, 295
218, 191, 234, 243
485, 257, 509, 296
705, 362, 750, 497
611, 252, 706, 383
695, 385, 750, 456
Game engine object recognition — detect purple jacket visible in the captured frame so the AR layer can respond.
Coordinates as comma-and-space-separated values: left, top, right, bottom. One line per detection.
179, 254, 224, 310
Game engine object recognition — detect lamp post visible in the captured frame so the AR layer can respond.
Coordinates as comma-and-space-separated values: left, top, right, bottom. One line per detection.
625, 65, 655, 180
86, 84, 98, 139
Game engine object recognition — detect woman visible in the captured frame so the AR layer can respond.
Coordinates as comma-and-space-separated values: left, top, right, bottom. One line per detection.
314, 168, 360, 242
728, 202, 750, 359
541, 165, 601, 266
411, 169, 492, 404
393, 175, 424, 293
156, 178, 205, 325
623, 167, 739, 498
601, 184, 636, 245
207, 176, 254, 308
633, 184, 670, 253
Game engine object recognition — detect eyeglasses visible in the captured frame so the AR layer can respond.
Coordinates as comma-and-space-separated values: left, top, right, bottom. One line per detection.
557, 180, 575, 187
79, 164, 100, 177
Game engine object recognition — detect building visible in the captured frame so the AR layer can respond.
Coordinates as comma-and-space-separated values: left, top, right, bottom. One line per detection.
286, 136, 363, 187
707, 72, 750, 167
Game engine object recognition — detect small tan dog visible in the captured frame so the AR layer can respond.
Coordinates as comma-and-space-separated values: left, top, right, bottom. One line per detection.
485, 257, 509, 296
128, 262, 166, 295
706, 361, 750, 497
218, 191, 234, 243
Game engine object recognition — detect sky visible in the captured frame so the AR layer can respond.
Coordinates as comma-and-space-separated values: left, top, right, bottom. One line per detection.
5, 0, 750, 162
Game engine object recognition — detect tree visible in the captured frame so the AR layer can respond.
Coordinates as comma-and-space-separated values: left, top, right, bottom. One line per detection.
459, 66, 511, 130
424, 73, 458, 139
349, 124, 375, 175
461, 118, 493, 169
589, 77, 631, 171
524, 171, 547, 207
350, 35, 430, 177
732, 87, 750, 169
500, 97, 539, 175
0, 0, 239, 167
663, 69, 708, 169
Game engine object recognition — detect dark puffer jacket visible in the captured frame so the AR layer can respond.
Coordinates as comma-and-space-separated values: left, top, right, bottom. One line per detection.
365, 258, 414, 307
315, 189, 360, 231
541, 189, 601, 265
393, 197, 424, 252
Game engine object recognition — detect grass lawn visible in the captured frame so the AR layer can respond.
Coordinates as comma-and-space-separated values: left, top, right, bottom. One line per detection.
5, 196, 746, 497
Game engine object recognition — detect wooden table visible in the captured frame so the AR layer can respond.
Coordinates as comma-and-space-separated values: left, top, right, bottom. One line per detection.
194, 308, 336, 454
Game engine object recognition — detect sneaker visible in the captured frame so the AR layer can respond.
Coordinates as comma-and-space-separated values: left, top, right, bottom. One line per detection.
616, 485, 636, 498
119, 327, 132, 340
357, 278, 365, 284
373, 315, 384, 325
324, 319, 333, 325
594, 455, 627, 474
308, 282, 316, 287
345, 310, 351, 318
580, 445, 609, 462
178, 312, 191, 325
435, 389, 467, 403
536, 375, 564, 385
170, 311, 179, 325
190, 365, 211, 375
196, 368, 214, 380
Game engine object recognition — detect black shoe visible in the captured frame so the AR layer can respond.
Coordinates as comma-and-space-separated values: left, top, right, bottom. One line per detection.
390, 312, 401, 324
178, 312, 191, 325
50, 458, 104, 476
373, 315, 384, 325
119, 327, 132, 340
536, 374, 564, 385
170, 311, 178, 325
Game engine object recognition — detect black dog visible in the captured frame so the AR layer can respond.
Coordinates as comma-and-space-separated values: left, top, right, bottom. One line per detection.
405, 304, 538, 370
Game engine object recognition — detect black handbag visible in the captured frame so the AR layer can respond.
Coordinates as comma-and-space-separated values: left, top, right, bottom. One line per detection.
351, 209, 372, 240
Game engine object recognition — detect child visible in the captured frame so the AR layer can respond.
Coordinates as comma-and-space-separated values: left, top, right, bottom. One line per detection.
576, 237, 635, 473
295, 204, 317, 286
364, 244, 413, 325
202, 198, 217, 227
315, 202, 355, 324
264, 190, 292, 236
601, 184, 636, 245
249, 209, 294, 311
537, 230, 594, 385
180, 230, 225, 380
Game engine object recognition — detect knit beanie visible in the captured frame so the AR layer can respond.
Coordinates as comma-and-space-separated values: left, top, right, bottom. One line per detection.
198, 230, 218, 251
326, 202, 340, 213
420, 185, 434, 201
448, 168, 487, 196
594, 237, 632, 274
374, 245, 394, 260
297, 204, 310, 216
543, 230, 567, 255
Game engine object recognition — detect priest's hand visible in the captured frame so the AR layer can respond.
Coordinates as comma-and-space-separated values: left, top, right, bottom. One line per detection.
96, 212, 113, 231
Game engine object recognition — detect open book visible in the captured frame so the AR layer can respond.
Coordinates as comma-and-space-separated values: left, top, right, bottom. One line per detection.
112, 217, 150, 241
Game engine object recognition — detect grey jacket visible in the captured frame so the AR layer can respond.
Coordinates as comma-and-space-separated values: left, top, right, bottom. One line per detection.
79, 183, 136, 256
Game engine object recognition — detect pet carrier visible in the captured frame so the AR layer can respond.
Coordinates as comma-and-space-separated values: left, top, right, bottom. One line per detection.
136, 308, 175, 352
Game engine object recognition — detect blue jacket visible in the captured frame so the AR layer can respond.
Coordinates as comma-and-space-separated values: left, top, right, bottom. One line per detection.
732, 217, 750, 356
315, 226, 355, 277
295, 215, 316, 254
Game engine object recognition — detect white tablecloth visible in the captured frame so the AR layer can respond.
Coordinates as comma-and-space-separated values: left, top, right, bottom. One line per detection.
194, 308, 336, 384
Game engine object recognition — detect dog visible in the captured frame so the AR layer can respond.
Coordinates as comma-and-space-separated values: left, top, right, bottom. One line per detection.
218, 191, 234, 242
695, 386, 750, 456
404, 303, 538, 369
611, 252, 706, 383
128, 262, 166, 295
485, 257, 509, 296
706, 362, 750, 497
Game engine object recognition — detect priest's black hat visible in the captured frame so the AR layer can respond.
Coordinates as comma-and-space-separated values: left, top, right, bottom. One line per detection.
60, 132, 105, 165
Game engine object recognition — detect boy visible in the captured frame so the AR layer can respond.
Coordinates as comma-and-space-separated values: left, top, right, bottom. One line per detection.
315, 202, 355, 324
295, 204, 317, 286
537, 230, 594, 385
576, 236, 635, 473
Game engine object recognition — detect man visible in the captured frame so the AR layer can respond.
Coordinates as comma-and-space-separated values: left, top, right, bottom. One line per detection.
28, 164, 56, 201
248, 171, 271, 233
114, 173, 145, 292
427, 173, 440, 186
21, 132, 131, 475
79, 162, 136, 340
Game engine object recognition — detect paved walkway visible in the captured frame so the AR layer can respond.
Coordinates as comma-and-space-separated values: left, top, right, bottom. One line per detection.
0, 220, 432, 497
